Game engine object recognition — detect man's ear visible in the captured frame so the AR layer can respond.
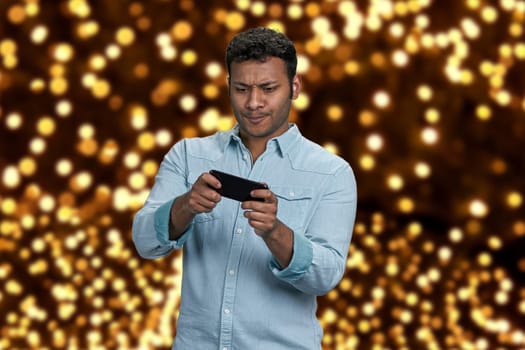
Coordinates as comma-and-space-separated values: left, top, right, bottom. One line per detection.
291, 74, 302, 99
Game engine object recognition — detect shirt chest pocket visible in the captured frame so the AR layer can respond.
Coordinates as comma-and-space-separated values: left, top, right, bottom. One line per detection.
272, 186, 312, 232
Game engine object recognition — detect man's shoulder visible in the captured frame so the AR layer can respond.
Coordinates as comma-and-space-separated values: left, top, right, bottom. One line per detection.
289, 136, 349, 175
174, 131, 231, 160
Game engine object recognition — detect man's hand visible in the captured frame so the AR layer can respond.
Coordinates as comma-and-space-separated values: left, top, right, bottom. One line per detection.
169, 172, 222, 240
242, 189, 294, 268
182, 172, 222, 214
241, 188, 278, 238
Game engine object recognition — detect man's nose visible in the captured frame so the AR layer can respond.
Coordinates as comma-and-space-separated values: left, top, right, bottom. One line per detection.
246, 87, 264, 110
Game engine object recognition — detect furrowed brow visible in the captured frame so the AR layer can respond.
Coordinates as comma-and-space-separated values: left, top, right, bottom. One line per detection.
232, 80, 279, 87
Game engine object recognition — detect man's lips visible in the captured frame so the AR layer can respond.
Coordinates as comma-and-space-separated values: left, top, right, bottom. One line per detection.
243, 114, 268, 124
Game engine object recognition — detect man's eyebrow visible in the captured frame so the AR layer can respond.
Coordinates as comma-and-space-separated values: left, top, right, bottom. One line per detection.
231, 80, 279, 87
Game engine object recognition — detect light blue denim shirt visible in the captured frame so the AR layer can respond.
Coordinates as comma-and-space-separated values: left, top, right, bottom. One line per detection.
132, 124, 357, 350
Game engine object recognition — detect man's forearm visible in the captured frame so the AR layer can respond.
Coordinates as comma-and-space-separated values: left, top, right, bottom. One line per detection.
263, 220, 294, 268
169, 193, 196, 240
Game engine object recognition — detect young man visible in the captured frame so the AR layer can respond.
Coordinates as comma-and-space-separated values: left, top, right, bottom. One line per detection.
132, 27, 357, 350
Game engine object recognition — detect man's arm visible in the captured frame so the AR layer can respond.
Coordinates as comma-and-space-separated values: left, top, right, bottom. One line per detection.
242, 189, 293, 268
244, 164, 357, 296
169, 173, 222, 240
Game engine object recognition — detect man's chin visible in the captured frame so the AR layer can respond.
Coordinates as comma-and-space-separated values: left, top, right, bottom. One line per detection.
240, 126, 272, 139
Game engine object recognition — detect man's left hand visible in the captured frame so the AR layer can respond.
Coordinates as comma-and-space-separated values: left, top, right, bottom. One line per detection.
241, 188, 279, 239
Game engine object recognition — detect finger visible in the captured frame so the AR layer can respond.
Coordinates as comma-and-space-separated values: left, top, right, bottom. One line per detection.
202, 187, 221, 203
191, 174, 221, 199
189, 191, 220, 211
250, 189, 272, 201
244, 210, 261, 221
242, 200, 277, 215
204, 172, 222, 189
191, 198, 217, 213
245, 213, 277, 235
244, 210, 275, 225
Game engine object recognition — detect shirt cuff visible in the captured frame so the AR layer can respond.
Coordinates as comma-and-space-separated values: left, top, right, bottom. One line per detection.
154, 198, 191, 249
269, 231, 313, 281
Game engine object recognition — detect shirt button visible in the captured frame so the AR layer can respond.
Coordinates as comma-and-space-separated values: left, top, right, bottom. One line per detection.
223, 347, 228, 350
289, 191, 295, 197
236, 228, 242, 234
229, 269, 235, 276
224, 308, 231, 314
242, 155, 247, 160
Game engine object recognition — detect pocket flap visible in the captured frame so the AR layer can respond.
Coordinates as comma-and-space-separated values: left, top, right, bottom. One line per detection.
272, 186, 312, 201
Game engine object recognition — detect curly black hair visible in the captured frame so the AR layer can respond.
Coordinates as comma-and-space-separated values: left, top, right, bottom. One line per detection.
225, 27, 297, 85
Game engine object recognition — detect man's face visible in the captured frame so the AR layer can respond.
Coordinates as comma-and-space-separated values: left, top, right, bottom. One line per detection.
228, 57, 301, 144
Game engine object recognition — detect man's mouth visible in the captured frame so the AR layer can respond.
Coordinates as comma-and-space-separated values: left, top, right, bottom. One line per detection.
244, 114, 268, 124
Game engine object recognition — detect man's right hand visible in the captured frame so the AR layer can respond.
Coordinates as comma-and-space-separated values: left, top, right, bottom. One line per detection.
182, 172, 223, 214
169, 172, 222, 240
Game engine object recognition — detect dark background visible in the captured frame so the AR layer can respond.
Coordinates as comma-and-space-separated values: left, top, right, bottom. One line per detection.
1, 1, 525, 349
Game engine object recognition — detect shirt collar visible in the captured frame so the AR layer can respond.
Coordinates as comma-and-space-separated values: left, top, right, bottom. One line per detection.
225, 123, 301, 158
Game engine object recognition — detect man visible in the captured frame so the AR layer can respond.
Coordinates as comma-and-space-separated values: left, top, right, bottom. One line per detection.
132, 27, 357, 350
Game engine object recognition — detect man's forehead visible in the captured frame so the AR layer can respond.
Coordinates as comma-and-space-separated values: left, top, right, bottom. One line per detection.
229, 57, 287, 82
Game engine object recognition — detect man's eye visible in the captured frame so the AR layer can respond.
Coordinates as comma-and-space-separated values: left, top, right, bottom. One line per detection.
263, 86, 277, 93
235, 87, 248, 93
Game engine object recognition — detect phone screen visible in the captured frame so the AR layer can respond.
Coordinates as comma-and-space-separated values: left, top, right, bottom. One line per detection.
209, 170, 268, 202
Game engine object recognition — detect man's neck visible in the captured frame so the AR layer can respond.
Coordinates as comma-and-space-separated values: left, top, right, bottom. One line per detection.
241, 136, 267, 163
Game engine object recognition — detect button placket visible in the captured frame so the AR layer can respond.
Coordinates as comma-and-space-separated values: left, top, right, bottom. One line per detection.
219, 202, 249, 348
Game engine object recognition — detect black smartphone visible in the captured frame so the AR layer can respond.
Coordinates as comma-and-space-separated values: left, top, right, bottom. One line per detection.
209, 170, 268, 202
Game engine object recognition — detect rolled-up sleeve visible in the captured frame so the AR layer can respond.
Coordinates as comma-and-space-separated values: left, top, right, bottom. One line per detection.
153, 198, 192, 248
269, 231, 313, 280
270, 164, 357, 296
132, 141, 191, 259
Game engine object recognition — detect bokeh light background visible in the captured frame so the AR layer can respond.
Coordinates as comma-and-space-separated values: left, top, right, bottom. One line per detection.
1, 0, 525, 349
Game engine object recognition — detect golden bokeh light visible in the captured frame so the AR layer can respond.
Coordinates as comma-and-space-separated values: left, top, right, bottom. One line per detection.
1, 1, 524, 349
